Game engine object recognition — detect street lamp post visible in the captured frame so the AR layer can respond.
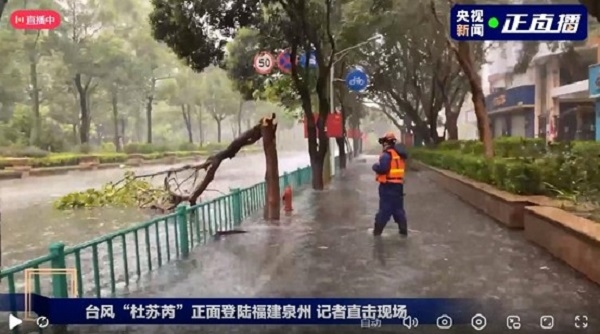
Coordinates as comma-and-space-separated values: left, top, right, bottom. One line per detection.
325, 35, 381, 179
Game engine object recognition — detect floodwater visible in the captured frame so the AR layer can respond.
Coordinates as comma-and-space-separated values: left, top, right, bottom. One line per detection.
0, 152, 310, 268
73, 158, 600, 334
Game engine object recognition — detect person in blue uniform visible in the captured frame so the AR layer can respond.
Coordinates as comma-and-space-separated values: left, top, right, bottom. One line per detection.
371, 132, 408, 236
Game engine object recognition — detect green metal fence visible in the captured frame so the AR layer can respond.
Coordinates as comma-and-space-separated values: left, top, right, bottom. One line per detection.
1, 165, 312, 326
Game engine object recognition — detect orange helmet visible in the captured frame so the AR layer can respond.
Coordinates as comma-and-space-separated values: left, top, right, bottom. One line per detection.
378, 132, 396, 144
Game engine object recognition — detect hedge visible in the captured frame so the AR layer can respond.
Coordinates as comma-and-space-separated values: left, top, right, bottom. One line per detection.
412, 138, 600, 199
0, 145, 263, 169
0, 151, 208, 169
0, 142, 232, 158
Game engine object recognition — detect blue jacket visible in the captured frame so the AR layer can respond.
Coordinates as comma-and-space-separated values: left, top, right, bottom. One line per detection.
372, 143, 408, 175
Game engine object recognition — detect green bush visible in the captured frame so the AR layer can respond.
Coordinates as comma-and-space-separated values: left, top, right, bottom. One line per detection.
412, 148, 544, 195
76, 143, 93, 154
97, 153, 128, 163
413, 138, 600, 199
0, 145, 50, 157
30, 154, 80, 168
177, 142, 198, 151
123, 143, 171, 154
203, 142, 227, 152
0, 158, 9, 169
100, 142, 117, 153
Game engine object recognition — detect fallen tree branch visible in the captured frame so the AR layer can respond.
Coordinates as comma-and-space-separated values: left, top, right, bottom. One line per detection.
149, 113, 276, 210
57, 114, 277, 212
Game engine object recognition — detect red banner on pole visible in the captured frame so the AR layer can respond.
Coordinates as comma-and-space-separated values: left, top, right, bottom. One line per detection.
303, 112, 344, 138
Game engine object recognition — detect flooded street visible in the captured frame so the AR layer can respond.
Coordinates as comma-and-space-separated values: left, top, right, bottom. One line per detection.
75, 158, 600, 334
0, 152, 309, 267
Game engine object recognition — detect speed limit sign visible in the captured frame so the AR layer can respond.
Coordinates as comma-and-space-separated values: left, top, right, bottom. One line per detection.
253, 52, 274, 75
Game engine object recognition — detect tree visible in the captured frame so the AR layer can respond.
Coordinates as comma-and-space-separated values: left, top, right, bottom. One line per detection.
150, 0, 341, 189
225, 28, 267, 136
430, 0, 493, 157
198, 66, 241, 142
341, 0, 471, 144
0, 0, 223, 151
581, 1, 600, 21
159, 67, 203, 143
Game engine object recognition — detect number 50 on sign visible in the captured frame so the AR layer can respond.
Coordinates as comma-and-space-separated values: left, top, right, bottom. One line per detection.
254, 52, 275, 75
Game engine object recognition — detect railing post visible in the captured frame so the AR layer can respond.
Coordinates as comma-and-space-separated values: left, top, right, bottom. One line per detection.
231, 188, 242, 225
176, 205, 190, 257
49, 242, 68, 298
283, 172, 289, 187
296, 167, 302, 185
49, 242, 69, 334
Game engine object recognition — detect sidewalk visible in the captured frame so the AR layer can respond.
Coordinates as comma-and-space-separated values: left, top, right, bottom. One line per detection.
77, 157, 600, 333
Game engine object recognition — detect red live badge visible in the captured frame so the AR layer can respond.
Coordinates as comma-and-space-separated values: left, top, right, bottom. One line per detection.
11, 9, 61, 30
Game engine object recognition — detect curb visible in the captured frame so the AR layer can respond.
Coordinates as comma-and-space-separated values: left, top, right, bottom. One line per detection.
413, 160, 600, 286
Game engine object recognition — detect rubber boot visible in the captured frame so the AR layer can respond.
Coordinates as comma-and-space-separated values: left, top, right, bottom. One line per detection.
373, 223, 384, 236
398, 222, 408, 237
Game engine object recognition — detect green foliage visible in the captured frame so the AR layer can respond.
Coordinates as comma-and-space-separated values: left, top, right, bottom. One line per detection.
438, 137, 546, 158
414, 139, 600, 201
1, 0, 250, 152
203, 142, 229, 152
123, 143, 169, 154
54, 171, 170, 209
0, 145, 50, 157
100, 142, 117, 152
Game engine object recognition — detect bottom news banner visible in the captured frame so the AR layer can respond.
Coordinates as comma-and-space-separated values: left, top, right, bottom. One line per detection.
1, 294, 491, 325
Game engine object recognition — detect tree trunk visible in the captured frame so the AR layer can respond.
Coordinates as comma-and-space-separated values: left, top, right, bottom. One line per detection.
119, 118, 126, 148
237, 100, 244, 138
451, 37, 493, 156
197, 110, 204, 146
181, 104, 193, 143
28, 57, 41, 146
216, 119, 222, 143
302, 97, 325, 190
230, 122, 237, 138
71, 123, 78, 145
445, 110, 459, 140
111, 89, 121, 152
315, 85, 330, 189
336, 137, 346, 169
146, 78, 157, 144
74, 73, 91, 144
0, 0, 7, 22
348, 116, 362, 157
261, 117, 280, 220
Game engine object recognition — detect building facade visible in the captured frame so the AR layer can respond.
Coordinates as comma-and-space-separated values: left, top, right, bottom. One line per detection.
482, 38, 600, 141
532, 40, 598, 141
484, 41, 536, 138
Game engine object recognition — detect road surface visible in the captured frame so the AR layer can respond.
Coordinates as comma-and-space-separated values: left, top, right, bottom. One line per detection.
1, 152, 309, 266
71, 157, 600, 333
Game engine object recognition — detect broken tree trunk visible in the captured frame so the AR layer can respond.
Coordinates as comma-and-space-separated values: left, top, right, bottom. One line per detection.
125, 114, 279, 212
261, 116, 280, 220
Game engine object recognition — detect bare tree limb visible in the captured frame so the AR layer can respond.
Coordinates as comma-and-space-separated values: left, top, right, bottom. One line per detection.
110, 114, 277, 212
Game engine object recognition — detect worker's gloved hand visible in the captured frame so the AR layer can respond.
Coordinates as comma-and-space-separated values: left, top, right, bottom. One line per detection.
372, 163, 379, 170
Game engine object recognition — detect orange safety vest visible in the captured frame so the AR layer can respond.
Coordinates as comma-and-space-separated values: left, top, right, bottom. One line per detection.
375, 149, 405, 183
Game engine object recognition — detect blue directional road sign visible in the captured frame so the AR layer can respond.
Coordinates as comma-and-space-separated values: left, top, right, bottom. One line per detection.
299, 52, 317, 68
345, 68, 369, 92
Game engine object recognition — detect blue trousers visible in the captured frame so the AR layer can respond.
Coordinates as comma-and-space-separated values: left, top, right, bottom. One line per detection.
374, 183, 407, 231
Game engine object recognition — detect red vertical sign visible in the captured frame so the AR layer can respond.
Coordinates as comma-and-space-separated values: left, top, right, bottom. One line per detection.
303, 112, 344, 138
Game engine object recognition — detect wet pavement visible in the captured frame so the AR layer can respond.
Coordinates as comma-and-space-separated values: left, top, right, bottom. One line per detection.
69, 156, 600, 333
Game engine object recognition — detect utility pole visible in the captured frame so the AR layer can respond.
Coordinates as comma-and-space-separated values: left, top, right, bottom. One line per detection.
0, 0, 8, 22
